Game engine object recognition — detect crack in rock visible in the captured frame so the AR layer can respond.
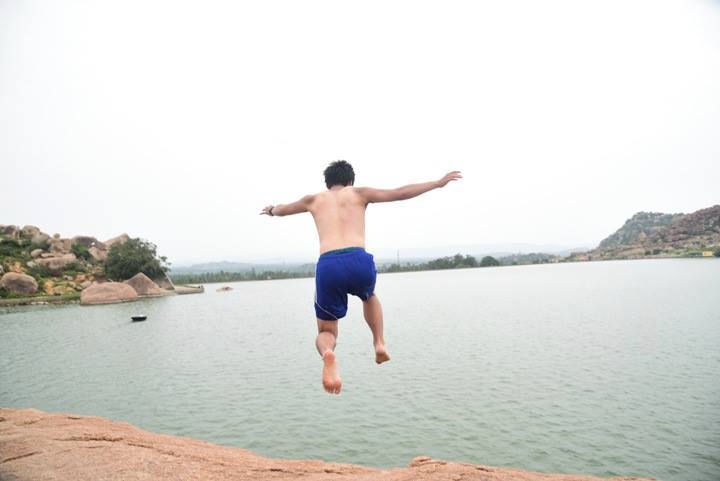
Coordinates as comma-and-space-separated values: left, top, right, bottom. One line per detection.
2, 451, 40, 464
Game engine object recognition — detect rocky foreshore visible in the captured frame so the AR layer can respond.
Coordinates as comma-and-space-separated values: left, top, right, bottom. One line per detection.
0, 408, 653, 481
0, 224, 201, 306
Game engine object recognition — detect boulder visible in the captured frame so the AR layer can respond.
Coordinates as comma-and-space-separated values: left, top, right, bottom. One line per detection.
0, 272, 38, 295
20, 225, 41, 238
124, 272, 168, 296
80, 282, 138, 305
0, 225, 18, 236
35, 254, 77, 275
31, 233, 50, 247
155, 271, 176, 290
88, 246, 108, 262
31, 248, 44, 258
71, 236, 103, 248
49, 238, 72, 254
104, 233, 130, 249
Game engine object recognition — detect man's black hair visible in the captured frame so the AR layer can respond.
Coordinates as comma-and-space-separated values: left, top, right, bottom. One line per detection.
323, 160, 355, 189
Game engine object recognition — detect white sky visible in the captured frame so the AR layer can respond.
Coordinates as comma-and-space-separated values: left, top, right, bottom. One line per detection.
2, 0, 719, 264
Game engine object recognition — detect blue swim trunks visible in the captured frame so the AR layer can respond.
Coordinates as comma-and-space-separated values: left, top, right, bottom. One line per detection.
314, 247, 377, 320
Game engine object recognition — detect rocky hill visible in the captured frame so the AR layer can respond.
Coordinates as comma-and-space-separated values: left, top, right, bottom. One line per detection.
597, 212, 684, 249
647, 205, 720, 247
579, 205, 720, 261
0, 408, 653, 481
0, 224, 178, 305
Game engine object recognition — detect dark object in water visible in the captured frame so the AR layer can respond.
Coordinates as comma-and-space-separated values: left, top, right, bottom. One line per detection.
131, 316, 147, 322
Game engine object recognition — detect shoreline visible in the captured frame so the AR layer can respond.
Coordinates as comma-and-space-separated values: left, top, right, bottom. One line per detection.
2, 257, 716, 305
0, 294, 80, 307
0, 408, 654, 481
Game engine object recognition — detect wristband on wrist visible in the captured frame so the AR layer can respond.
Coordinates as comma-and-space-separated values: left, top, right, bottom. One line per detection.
269, 206, 275, 216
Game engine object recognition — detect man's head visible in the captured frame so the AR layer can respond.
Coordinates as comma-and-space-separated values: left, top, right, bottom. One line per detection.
323, 160, 355, 189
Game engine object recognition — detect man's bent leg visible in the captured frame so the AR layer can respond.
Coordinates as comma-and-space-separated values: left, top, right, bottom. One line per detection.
362, 295, 391, 364
316, 319, 342, 395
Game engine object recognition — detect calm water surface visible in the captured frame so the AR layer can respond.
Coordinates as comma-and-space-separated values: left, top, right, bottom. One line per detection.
1, 259, 719, 481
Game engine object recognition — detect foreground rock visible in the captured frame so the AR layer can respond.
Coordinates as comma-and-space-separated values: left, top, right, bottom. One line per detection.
124, 272, 173, 297
80, 282, 138, 305
0, 272, 38, 295
0, 408, 653, 481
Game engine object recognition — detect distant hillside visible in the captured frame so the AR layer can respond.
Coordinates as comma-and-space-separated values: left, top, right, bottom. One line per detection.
171, 261, 314, 275
647, 205, 720, 248
598, 212, 684, 249
577, 205, 720, 261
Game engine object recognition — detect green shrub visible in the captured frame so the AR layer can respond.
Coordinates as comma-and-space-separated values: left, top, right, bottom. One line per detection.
71, 244, 92, 261
62, 262, 82, 275
27, 264, 52, 280
0, 288, 20, 299
480, 256, 500, 267
105, 238, 169, 281
714, 247, 720, 258
0, 239, 23, 257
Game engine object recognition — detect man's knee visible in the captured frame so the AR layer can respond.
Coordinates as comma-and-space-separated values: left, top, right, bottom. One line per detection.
317, 319, 338, 336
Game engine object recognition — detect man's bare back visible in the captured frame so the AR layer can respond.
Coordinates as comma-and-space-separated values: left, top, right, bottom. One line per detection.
307, 187, 368, 254
262, 161, 461, 394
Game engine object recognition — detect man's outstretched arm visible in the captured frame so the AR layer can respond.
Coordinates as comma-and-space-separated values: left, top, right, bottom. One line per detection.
260, 194, 315, 217
357, 171, 462, 203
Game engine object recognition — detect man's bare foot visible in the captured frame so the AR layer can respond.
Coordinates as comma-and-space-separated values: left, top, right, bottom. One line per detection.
375, 344, 391, 364
322, 351, 342, 394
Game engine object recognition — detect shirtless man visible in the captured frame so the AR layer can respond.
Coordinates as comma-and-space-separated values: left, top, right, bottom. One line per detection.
261, 161, 462, 394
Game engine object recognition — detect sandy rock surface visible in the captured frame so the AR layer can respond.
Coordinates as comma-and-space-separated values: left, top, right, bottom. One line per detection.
80, 281, 138, 305
0, 408, 653, 481
124, 272, 172, 296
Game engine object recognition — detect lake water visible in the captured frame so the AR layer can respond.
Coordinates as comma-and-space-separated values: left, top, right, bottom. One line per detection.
1, 259, 719, 481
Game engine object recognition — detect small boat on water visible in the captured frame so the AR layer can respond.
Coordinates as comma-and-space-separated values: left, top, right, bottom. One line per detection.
131, 315, 147, 322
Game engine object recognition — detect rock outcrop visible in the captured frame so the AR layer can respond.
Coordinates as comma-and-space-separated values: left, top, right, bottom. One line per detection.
124, 272, 171, 297
80, 282, 138, 305
20, 225, 41, 238
35, 253, 78, 275
71, 235, 102, 248
0, 272, 38, 295
104, 233, 130, 249
30, 232, 50, 247
87, 245, 107, 262
0, 224, 18, 236
0, 408, 653, 481
49, 237, 72, 254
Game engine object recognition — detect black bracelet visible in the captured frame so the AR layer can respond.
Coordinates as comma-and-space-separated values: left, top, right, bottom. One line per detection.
269, 206, 275, 216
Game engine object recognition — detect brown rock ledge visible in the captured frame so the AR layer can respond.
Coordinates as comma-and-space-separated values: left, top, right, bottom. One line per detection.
0, 408, 653, 481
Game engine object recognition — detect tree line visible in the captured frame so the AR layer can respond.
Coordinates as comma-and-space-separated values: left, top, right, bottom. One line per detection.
169, 254, 501, 284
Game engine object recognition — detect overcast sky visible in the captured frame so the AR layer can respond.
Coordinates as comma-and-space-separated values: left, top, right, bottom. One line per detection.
2, 0, 719, 264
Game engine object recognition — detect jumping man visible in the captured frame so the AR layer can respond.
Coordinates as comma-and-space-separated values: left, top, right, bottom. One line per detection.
261, 161, 462, 394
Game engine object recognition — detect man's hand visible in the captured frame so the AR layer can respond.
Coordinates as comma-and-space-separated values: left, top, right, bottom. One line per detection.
260, 205, 275, 216
437, 171, 462, 188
